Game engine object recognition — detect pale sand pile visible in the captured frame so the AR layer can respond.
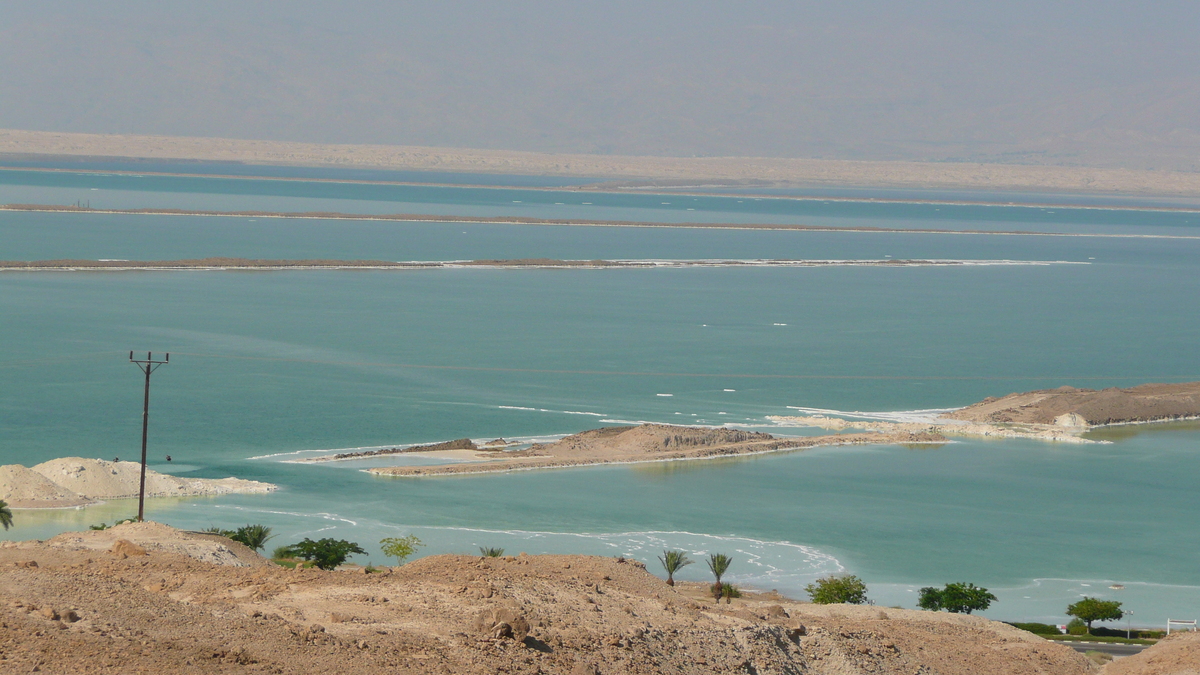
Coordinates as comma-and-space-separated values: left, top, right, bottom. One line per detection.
367, 424, 943, 477
945, 382, 1200, 426
0, 522, 1100, 675
1, 457, 276, 508
0, 464, 96, 508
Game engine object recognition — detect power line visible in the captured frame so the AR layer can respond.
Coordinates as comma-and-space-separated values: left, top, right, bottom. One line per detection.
129, 351, 169, 523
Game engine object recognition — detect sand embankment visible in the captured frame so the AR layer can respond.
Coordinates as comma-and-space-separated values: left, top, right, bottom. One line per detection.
945, 382, 1200, 427
0, 522, 1100, 675
365, 424, 943, 477
1, 458, 277, 508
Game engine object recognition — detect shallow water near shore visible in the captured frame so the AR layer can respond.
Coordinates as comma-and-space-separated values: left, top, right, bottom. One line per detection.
2, 164, 1199, 627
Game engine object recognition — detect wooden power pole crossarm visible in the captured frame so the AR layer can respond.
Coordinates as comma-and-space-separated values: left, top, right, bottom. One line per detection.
129, 351, 169, 522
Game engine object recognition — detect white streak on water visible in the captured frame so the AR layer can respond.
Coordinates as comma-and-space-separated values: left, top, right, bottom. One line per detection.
783, 406, 957, 424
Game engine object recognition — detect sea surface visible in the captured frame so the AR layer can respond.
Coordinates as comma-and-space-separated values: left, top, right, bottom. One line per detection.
2, 163, 1198, 627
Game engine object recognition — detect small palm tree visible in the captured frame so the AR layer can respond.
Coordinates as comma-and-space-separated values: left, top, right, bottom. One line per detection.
480, 547, 505, 557
0, 500, 12, 531
658, 549, 693, 586
233, 524, 274, 552
706, 553, 733, 602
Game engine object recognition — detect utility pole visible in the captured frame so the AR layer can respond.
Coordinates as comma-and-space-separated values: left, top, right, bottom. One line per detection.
129, 351, 169, 522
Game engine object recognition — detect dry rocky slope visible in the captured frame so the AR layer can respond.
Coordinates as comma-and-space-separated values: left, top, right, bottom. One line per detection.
0, 458, 276, 508
0, 522, 1109, 675
945, 382, 1200, 427
1102, 631, 1200, 675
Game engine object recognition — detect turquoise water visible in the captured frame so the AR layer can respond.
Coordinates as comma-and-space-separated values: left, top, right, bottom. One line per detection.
2, 166, 1199, 626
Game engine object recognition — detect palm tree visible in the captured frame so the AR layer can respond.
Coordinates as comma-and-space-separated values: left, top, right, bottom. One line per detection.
480, 547, 505, 557
0, 500, 12, 531
706, 553, 733, 602
233, 524, 274, 552
658, 549, 693, 586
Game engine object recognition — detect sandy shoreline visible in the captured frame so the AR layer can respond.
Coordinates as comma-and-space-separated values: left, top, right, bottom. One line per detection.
4, 128, 1200, 197
3, 204, 1197, 241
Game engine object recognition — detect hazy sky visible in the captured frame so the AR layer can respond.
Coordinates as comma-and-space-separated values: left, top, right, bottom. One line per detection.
2, 1, 1198, 169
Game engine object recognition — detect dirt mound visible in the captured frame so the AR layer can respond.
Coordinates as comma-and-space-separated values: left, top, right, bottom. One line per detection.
946, 382, 1200, 426
44, 521, 269, 567
21, 457, 276, 503
1102, 630, 1200, 674
0, 526, 1093, 674
0, 464, 96, 508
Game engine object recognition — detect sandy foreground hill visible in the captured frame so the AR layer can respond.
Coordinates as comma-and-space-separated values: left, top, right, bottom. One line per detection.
0, 522, 1126, 675
0, 458, 276, 508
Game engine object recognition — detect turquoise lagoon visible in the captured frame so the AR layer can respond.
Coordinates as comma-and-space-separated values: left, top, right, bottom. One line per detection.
1, 165, 1199, 626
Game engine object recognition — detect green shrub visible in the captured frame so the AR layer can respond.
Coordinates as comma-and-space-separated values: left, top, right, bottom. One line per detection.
272, 544, 298, 560
278, 538, 367, 570
380, 534, 423, 565
805, 574, 869, 605
1008, 622, 1062, 635
479, 547, 505, 557
1067, 618, 1089, 635
918, 582, 996, 614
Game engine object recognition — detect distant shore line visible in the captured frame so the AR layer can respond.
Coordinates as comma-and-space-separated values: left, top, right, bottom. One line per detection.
0, 256, 1087, 272
3, 203, 1198, 240
3, 165, 1200, 213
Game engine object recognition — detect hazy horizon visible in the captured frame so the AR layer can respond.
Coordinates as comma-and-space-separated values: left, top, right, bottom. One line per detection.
2, 1, 1198, 170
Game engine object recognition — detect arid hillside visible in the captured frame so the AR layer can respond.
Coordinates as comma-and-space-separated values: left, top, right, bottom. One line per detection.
0, 522, 1106, 674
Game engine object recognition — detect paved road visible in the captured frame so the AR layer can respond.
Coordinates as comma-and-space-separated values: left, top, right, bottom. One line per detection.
1065, 642, 1150, 658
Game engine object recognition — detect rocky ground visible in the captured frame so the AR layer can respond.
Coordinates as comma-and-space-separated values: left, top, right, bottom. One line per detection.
0, 522, 1120, 674
945, 382, 1200, 427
